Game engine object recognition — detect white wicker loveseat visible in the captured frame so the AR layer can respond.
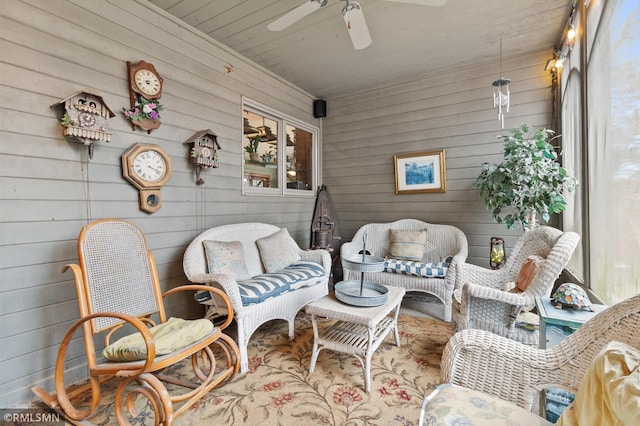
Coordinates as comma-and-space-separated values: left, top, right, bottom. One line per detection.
183, 223, 331, 372
341, 219, 468, 322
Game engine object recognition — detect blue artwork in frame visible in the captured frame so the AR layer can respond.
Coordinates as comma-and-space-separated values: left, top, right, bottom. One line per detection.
394, 149, 446, 194
405, 161, 434, 185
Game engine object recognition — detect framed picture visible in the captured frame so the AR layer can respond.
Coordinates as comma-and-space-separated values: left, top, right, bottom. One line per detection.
394, 149, 446, 194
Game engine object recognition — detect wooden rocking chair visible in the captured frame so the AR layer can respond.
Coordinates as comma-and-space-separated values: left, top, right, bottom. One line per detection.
32, 219, 240, 425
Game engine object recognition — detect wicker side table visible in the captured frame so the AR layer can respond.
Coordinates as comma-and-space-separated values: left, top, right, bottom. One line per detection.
305, 285, 405, 393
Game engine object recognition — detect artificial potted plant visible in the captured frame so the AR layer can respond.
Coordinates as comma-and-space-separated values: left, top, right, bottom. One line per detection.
244, 134, 261, 161
475, 124, 577, 230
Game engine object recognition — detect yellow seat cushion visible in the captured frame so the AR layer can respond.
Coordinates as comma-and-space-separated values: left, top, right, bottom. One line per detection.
103, 317, 214, 362
557, 341, 640, 426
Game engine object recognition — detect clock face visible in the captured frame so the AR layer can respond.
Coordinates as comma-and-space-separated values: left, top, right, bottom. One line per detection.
133, 150, 166, 183
134, 69, 161, 96
200, 147, 212, 158
78, 112, 96, 128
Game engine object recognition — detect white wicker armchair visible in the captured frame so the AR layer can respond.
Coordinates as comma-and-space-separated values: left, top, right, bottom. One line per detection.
183, 223, 331, 373
341, 219, 468, 322
453, 226, 580, 346
441, 293, 640, 412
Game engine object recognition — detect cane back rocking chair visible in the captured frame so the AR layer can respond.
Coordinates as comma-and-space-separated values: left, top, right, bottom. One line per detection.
32, 219, 240, 425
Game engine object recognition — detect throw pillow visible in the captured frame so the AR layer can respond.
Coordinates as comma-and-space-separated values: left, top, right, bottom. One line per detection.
513, 255, 545, 293
557, 341, 640, 426
103, 317, 213, 361
388, 229, 427, 261
203, 240, 251, 281
255, 228, 301, 273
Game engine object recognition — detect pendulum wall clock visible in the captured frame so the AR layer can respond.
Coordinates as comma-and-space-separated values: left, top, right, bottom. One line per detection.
183, 129, 221, 185
126, 60, 163, 133
51, 88, 115, 158
122, 143, 172, 213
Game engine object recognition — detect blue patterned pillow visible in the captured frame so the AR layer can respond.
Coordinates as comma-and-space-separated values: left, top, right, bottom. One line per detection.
383, 258, 450, 278
256, 228, 301, 273
203, 240, 251, 280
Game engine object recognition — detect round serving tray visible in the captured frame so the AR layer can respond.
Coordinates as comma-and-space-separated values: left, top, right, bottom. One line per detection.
341, 254, 385, 273
334, 280, 389, 307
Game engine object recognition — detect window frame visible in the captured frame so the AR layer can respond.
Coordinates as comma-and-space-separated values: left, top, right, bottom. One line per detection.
242, 97, 319, 197
559, 0, 640, 305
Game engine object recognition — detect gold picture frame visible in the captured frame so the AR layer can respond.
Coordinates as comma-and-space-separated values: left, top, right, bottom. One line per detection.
394, 149, 446, 194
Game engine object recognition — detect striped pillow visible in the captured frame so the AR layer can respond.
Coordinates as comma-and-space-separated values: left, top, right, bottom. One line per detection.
388, 229, 427, 261
383, 258, 450, 278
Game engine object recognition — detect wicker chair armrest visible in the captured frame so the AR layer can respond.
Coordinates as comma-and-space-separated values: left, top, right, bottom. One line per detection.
460, 283, 534, 331
462, 282, 533, 306
440, 328, 550, 410
164, 285, 235, 331
444, 251, 467, 290
457, 263, 505, 289
299, 249, 332, 272
185, 272, 244, 313
340, 241, 361, 257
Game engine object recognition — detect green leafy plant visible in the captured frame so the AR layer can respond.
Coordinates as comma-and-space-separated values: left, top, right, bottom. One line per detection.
244, 134, 261, 153
60, 112, 76, 127
475, 124, 577, 230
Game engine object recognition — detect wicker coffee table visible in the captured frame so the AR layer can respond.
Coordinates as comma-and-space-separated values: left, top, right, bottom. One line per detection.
305, 285, 405, 393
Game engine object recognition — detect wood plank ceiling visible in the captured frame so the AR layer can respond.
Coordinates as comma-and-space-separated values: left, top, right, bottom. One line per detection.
149, 0, 571, 99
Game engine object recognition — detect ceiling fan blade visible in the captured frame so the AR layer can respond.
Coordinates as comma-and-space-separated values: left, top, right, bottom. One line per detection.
384, 0, 449, 6
343, 2, 372, 50
267, 0, 326, 32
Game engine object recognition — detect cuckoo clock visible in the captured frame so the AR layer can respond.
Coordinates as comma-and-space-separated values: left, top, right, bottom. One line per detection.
125, 60, 164, 133
51, 88, 115, 158
183, 129, 221, 185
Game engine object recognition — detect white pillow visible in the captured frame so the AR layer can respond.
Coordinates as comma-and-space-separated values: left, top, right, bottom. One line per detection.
255, 228, 301, 273
203, 240, 251, 280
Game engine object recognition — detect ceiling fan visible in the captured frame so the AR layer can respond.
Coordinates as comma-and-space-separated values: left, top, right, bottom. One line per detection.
267, 0, 449, 50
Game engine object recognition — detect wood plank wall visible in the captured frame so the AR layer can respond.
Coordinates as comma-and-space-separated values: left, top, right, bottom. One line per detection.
0, 0, 320, 406
322, 50, 555, 265
0, 0, 555, 407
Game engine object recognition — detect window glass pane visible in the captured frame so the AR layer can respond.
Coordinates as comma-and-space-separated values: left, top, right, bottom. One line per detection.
587, 0, 640, 304
561, 69, 584, 281
286, 125, 313, 191
243, 110, 279, 189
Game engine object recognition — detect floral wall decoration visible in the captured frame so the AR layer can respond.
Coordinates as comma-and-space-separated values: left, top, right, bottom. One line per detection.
123, 96, 163, 133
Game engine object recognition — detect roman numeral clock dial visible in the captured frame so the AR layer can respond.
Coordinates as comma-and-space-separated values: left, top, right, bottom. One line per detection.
133, 150, 165, 182
122, 143, 172, 213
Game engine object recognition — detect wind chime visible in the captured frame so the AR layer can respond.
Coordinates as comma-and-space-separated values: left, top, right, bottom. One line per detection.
492, 39, 511, 128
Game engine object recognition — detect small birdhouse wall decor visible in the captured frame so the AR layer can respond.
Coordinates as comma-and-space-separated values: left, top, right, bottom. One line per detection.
51, 88, 115, 158
183, 129, 221, 185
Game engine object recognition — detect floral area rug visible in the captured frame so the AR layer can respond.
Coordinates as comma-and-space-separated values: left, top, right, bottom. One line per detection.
51, 312, 453, 426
